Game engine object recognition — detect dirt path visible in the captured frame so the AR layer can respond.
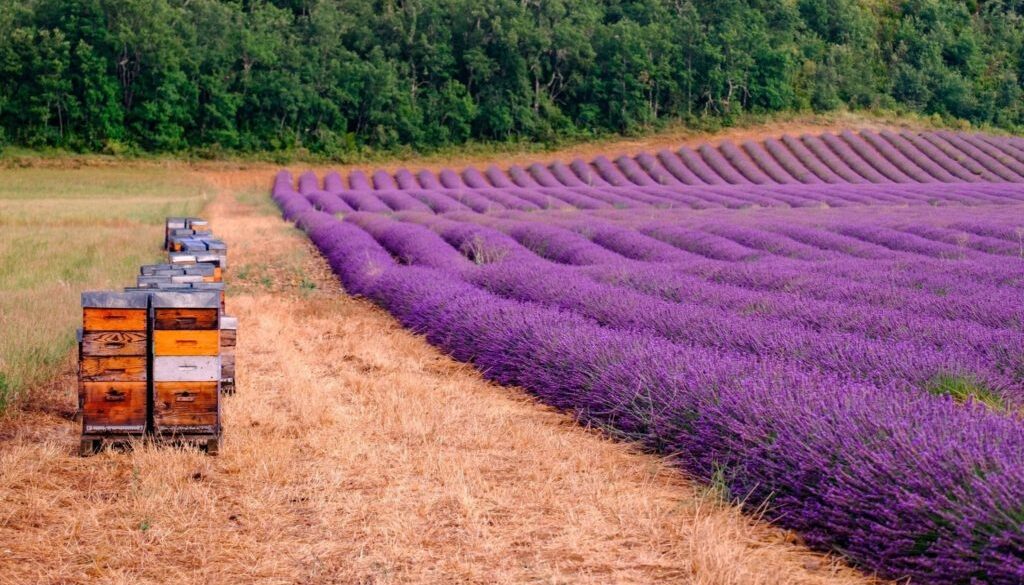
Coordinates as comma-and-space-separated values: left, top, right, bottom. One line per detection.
0, 153, 884, 584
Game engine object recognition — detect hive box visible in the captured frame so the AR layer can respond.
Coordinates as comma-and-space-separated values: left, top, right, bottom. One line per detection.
79, 291, 150, 448
150, 291, 221, 449
220, 316, 237, 395
164, 218, 187, 250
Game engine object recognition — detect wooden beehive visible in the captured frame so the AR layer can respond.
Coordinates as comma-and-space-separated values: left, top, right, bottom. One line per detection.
220, 316, 237, 395
141, 263, 176, 276
168, 256, 196, 272
187, 218, 210, 233
79, 291, 151, 455
183, 281, 227, 314
150, 290, 221, 454
164, 217, 186, 250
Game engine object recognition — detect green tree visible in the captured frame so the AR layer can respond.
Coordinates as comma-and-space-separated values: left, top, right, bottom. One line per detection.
0, 0, 1021, 154
73, 40, 123, 148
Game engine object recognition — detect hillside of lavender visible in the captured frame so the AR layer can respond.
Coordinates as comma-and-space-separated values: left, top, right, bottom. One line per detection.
273, 130, 1024, 584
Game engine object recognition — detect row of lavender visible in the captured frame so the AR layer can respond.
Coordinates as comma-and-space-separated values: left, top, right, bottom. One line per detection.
273, 169, 1024, 582
302, 177, 1024, 214
315, 131, 1024, 194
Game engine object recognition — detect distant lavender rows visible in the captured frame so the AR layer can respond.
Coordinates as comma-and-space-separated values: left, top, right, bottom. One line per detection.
311, 131, 1024, 196
272, 133, 1024, 583
303, 179, 1024, 214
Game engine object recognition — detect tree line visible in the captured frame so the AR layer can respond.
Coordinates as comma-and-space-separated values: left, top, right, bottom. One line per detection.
0, 0, 1021, 156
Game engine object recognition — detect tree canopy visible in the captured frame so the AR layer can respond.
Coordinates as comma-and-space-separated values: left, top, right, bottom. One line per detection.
0, 0, 1021, 155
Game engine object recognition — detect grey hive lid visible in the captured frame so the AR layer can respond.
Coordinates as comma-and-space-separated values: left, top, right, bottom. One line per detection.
184, 264, 216, 276
220, 316, 238, 330
154, 282, 193, 289
140, 263, 176, 275
205, 240, 227, 251
82, 290, 150, 308
169, 253, 197, 263
172, 275, 205, 283
150, 290, 220, 308
138, 276, 172, 286
194, 252, 220, 262
190, 282, 224, 290
166, 217, 187, 228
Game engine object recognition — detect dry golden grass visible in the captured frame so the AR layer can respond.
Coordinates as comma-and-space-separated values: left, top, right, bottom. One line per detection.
0, 118, 914, 583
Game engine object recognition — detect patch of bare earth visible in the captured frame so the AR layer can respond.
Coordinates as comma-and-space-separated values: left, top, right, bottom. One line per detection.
0, 128, 888, 584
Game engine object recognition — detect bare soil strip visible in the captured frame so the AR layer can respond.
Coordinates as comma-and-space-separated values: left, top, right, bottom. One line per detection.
0, 159, 884, 585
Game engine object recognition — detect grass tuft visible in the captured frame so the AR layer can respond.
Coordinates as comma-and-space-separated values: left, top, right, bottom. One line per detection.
925, 374, 1005, 411
0, 372, 9, 412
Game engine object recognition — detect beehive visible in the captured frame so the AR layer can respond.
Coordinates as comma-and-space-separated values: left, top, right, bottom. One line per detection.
150, 291, 221, 453
220, 316, 237, 395
79, 291, 151, 455
164, 217, 186, 250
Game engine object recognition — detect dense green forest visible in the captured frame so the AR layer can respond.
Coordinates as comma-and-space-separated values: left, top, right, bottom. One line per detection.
0, 0, 1022, 156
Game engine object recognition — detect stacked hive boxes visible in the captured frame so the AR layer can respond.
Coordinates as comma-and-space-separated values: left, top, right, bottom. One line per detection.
135, 228, 233, 393
165, 216, 227, 269
78, 217, 235, 456
79, 291, 150, 455
152, 291, 222, 454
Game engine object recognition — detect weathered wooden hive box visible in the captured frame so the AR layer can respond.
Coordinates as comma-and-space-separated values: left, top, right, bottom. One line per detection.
204, 240, 229, 269
170, 251, 226, 270
151, 290, 222, 453
188, 218, 210, 233
188, 281, 227, 313
164, 217, 187, 250
220, 316, 237, 395
79, 291, 151, 455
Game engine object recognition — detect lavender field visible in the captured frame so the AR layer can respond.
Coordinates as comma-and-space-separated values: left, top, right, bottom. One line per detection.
274, 130, 1024, 583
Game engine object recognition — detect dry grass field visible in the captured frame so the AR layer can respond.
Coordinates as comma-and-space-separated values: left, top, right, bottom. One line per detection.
0, 119, 907, 584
